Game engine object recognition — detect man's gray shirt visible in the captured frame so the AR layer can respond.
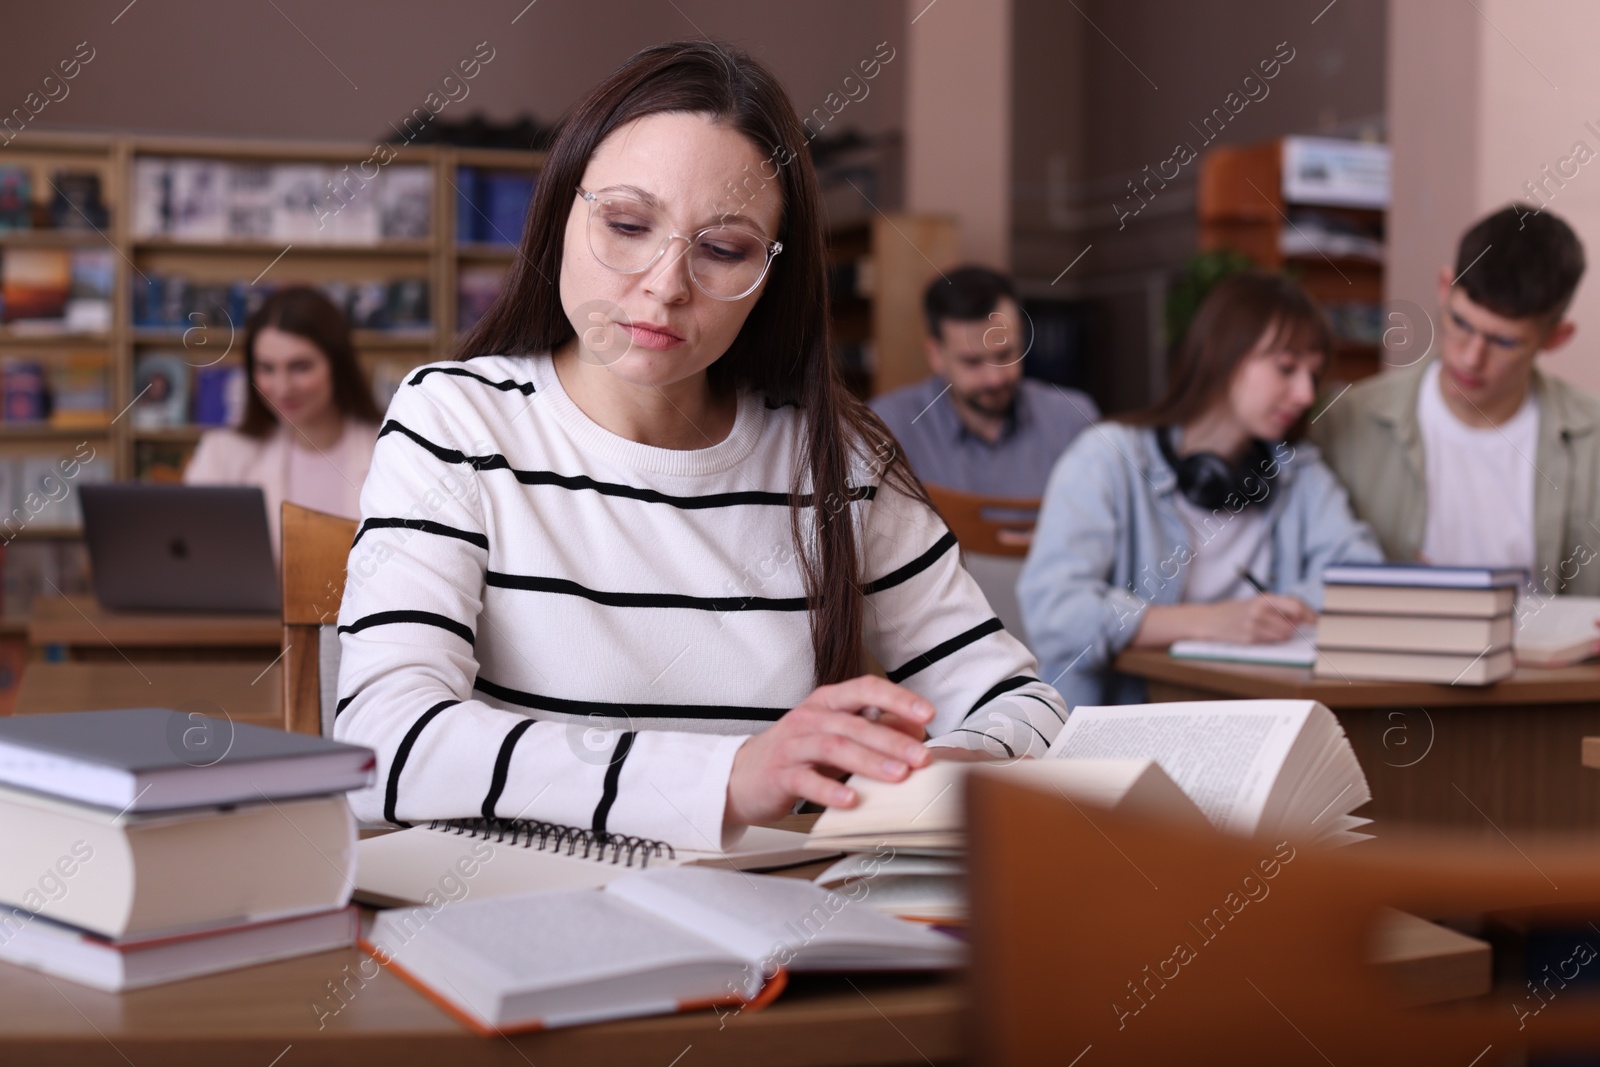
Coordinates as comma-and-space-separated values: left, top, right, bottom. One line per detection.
870, 376, 1100, 498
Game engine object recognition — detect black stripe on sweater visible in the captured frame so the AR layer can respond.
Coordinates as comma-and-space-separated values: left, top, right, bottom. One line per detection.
383, 699, 458, 826
480, 717, 536, 819
335, 694, 356, 716
592, 732, 636, 843
407, 365, 536, 394
862, 532, 958, 595
963, 675, 1035, 721
885, 617, 1005, 684
339, 610, 475, 648
484, 572, 809, 612
352, 517, 489, 550
474, 675, 788, 722
380, 419, 878, 510
948, 727, 1016, 759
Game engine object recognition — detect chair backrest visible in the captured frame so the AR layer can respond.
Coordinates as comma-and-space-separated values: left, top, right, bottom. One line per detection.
280, 502, 358, 735
923, 484, 1039, 558
966, 769, 1600, 1063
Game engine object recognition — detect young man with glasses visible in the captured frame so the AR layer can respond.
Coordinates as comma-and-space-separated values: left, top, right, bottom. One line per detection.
1311, 207, 1600, 596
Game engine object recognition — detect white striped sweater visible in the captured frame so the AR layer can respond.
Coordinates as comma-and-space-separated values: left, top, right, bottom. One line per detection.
333, 354, 1067, 849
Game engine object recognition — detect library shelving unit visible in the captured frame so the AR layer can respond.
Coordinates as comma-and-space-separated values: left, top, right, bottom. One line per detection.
1196, 137, 1388, 383
827, 213, 959, 399
0, 132, 546, 491
0, 132, 544, 641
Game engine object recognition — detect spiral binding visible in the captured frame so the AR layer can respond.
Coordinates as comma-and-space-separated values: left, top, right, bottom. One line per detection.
425, 817, 678, 868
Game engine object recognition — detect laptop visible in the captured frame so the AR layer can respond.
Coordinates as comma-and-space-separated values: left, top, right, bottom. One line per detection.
79, 485, 281, 614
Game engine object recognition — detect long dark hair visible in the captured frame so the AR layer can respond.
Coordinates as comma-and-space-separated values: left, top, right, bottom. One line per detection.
457, 40, 928, 686
238, 286, 382, 438
1121, 271, 1332, 441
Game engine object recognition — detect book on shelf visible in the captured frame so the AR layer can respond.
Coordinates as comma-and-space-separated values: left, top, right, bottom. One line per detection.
0, 905, 358, 993
457, 264, 507, 332
133, 157, 434, 245
1, 357, 48, 422
131, 351, 191, 427
356, 818, 823, 908
377, 165, 433, 240
1, 247, 71, 324
365, 866, 961, 1034
808, 700, 1371, 855
455, 166, 535, 244
64, 248, 113, 333
192, 365, 246, 427
224, 163, 276, 240
47, 351, 110, 429
0, 168, 31, 231
1315, 646, 1514, 685
1514, 595, 1600, 667
49, 170, 110, 230
1323, 562, 1527, 590
133, 439, 191, 483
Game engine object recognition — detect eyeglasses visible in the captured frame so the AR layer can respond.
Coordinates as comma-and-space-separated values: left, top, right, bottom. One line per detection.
577, 188, 782, 301
1442, 304, 1541, 357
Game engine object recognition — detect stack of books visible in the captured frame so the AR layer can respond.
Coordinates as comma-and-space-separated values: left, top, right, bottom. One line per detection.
1315, 563, 1524, 685
0, 707, 375, 990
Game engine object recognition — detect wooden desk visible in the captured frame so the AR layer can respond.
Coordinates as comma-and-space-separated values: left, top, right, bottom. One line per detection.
1116, 649, 1600, 830
0, 943, 962, 1066
13, 661, 282, 723
0, 899, 1484, 1065
29, 595, 281, 661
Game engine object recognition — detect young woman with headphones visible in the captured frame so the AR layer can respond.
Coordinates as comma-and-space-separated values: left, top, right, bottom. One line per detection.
1019, 272, 1383, 709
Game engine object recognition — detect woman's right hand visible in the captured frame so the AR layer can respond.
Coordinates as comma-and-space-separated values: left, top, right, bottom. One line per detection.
724, 676, 935, 827
1202, 594, 1315, 643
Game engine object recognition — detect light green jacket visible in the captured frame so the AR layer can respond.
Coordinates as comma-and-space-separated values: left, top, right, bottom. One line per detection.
1308, 358, 1600, 596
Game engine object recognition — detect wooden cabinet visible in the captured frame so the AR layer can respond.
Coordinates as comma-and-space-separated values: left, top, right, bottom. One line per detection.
1197, 137, 1387, 382
827, 213, 960, 398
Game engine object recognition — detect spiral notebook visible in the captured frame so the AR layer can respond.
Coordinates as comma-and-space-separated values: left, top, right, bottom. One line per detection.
355, 817, 822, 907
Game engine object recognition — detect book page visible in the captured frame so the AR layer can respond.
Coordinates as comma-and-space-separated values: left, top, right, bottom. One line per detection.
1047, 702, 1314, 835
605, 867, 964, 972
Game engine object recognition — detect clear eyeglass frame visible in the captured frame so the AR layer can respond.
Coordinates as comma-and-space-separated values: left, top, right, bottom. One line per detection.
577, 187, 783, 301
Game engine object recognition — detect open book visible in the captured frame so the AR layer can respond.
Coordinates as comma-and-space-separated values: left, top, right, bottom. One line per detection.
1515, 595, 1600, 667
356, 818, 823, 907
807, 700, 1372, 854
365, 866, 963, 1033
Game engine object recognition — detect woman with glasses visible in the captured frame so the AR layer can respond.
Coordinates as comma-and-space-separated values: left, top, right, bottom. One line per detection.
333, 41, 1065, 844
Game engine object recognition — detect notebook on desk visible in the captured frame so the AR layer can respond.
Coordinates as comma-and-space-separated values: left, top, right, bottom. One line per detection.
355, 818, 825, 907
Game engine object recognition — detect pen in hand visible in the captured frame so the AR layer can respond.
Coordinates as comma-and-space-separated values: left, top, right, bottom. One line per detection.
1237, 567, 1316, 644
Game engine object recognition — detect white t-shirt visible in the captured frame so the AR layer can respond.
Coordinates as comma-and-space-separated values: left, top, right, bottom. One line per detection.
1417, 361, 1539, 571
1173, 494, 1274, 603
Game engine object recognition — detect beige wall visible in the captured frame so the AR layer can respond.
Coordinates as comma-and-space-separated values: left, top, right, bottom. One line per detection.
1388, 0, 1600, 392
905, 0, 1012, 266
1, 1, 904, 143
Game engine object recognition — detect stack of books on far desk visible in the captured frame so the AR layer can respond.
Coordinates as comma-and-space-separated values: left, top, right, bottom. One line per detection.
0, 707, 375, 990
1314, 563, 1524, 685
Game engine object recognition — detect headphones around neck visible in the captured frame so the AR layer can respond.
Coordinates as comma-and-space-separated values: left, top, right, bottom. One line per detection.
1157, 426, 1277, 511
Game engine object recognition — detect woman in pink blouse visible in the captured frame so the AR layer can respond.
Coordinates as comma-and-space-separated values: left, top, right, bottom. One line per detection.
184, 286, 382, 559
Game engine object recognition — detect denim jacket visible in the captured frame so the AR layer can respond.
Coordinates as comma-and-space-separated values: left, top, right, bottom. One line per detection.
1017, 422, 1383, 710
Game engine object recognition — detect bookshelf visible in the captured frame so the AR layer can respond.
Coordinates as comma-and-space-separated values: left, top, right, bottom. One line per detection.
1196, 136, 1388, 383
0, 133, 543, 632
827, 213, 960, 399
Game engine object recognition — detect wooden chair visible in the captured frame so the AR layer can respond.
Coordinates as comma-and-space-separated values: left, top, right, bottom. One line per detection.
922, 484, 1039, 558
966, 769, 1600, 1064
924, 484, 1040, 649
280, 502, 358, 736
